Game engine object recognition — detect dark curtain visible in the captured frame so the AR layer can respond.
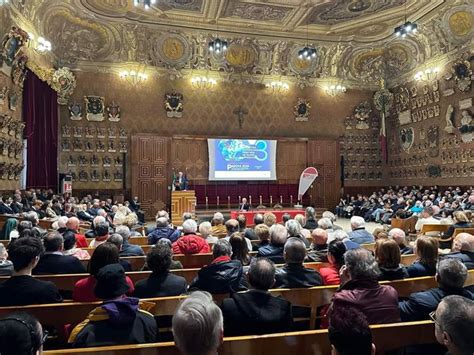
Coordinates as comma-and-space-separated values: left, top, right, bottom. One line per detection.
23, 70, 58, 189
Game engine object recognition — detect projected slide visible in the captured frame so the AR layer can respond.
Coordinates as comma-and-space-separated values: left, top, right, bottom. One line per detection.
208, 139, 277, 181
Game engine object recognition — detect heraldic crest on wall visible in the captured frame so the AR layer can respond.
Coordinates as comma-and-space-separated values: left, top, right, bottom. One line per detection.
294, 98, 311, 122
164, 92, 183, 118
84, 96, 105, 121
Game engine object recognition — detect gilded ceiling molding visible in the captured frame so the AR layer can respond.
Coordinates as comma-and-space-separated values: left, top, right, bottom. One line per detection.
26, 61, 55, 86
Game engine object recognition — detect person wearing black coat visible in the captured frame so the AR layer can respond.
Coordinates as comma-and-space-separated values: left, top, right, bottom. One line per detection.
33, 232, 86, 275
256, 224, 287, 264
189, 239, 247, 294
133, 242, 187, 298
221, 258, 293, 336
274, 237, 322, 288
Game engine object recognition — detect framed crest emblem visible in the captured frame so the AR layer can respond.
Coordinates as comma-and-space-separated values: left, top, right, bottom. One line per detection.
68, 102, 83, 120
84, 96, 105, 121
164, 92, 183, 118
107, 101, 121, 122
399, 127, 414, 152
294, 98, 311, 121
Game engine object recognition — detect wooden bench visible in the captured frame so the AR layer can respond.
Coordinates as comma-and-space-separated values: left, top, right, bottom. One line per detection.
85, 236, 149, 246
44, 320, 437, 355
418, 224, 450, 236
453, 227, 474, 238
391, 216, 417, 234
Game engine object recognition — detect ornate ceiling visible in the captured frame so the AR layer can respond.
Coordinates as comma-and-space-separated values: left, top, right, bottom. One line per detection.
5, 0, 474, 88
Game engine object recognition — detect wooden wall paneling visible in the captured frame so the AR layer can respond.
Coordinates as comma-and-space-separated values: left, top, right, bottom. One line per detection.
276, 141, 307, 183
170, 138, 209, 184
131, 135, 170, 219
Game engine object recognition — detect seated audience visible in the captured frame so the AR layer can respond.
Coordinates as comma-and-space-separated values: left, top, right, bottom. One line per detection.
172, 219, 211, 255
317, 217, 335, 240
224, 218, 252, 251
444, 211, 471, 239
372, 227, 387, 240
0, 312, 46, 355
415, 206, 440, 232
375, 238, 409, 281
328, 248, 400, 324
303, 207, 318, 230
322, 211, 343, 231
388, 228, 413, 254
69, 264, 157, 347
1, 218, 18, 240
107, 234, 132, 272
88, 220, 110, 248
348, 216, 375, 245
62, 230, 91, 260
320, 240, 346, 285
257, 224, 288, 264
399, 258, 473, 321
330, 229, 360, 250
0, 237, 62, 306
307, 228, 328, 262
253, 223, 270, 251
328, 306, 376, 355
73, 242, 135, 302
229, 232, 252, 269
33, 232, 86, 274
0, 243, 13, 276
443, 233, 474, 269
274, 237, 322, 288
434, 295, 474, 355
294, 213, 311, 239
189, 239, 247, 294
285, 219, 310, 247
172, 291, 223, 355
406, 236, 439, 277
211, 212, 227, 237
243, 213, 264, 241
221, 258, 293, 336
263, 212, 277, 227
133, 242, 187, 298
65, 216, 88, 248
199, 221, 218, 244
147, 216, 180, 245
115, 225, 144, 257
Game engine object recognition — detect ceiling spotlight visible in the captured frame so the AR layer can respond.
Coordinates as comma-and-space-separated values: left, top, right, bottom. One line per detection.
133, 0, 156, 9
208, 37, 228, 54
394, 21, 418, 38
298, 46, 316, 61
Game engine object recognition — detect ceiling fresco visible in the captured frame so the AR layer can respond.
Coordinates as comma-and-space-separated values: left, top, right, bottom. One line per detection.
4, 0, 474, 88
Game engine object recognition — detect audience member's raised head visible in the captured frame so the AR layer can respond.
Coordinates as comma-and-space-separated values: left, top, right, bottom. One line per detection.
182, 212, 193, 222
350, 216, 365, 231
8, 237, 44, 272
17, 220, 33, 234
236, 214, 246, 231
329, 229, 350, 244
108, 233, 123, 251
94, 220, 109, 237
24, 211, 39, 226
89, 242, 120, 277
453, 211, 469, 224
269, 224, 288, 247
43, 232, 64, 253
198, 221, 212, 238
248, 257, 275, 290
225, 219, 239, 235
156, 210, 170, 222
229, 232, 250, 266
414, 236, 438, 266
0, 312, 45, 355
66, 216, 80, 231
183, 219, 198, 235
57, 216, 68, 230
172, 291, 223, 355
263, 212, 277, 227
147, 241, 172, 275
253, 213, 264, 226
388, 228, 406, 246
317, 217, 333, 230
212, 239, 232, 259
452, 233, 474, 253
342, 248, 380, 282
434, 295, 474, 355
94, 263, 129, 300
312, 228, 328, 246
322, 211, 337, 224
436, 258, 467, 290
285, 219, 302, 238
328, 240, 346, 268
375, 239, 401, 269
294, 214, 306, 228
372, 227, 385, 240
305, 206, 316, 221
156, 217, 169, 228
254, 224, 270, 243
63, 230, 77, 251
115, 225, 131, 242
92, 215, 106, 229
284, 237, 306, 264
282, 213, 292, 224
212, 212, 224, 226
328, 306, 375, 355
421, 206, 435, 218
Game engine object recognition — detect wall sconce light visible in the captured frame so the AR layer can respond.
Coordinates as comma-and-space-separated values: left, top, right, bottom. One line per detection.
191, 76, 217, 90
0, 0, 9, 6
28, 33, 52, 53
414, 67, 440, 82
119, 69, 148, 86
133, 0, 156, 9
266, 81, 289, 94
325, 84, 347, 97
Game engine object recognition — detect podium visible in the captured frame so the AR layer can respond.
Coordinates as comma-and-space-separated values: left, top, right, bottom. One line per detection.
171, 190, 196, 226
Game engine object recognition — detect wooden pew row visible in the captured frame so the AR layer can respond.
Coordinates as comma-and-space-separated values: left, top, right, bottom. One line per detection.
418, 223, 450, 236
3, 271, 472, 344
453, 227, 474, 238
44, 320, 437, 355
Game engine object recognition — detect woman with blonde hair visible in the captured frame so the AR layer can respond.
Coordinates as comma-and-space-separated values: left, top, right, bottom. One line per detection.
443, 211, 471, 240
406, 236, 438, 277
375, 238, 408, 281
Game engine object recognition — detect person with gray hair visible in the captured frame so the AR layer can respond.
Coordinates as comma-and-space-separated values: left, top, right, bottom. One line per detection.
147, 216, 181, 245
172, 291, 223, 355
399, 258, 473, 322
257, 224, 288, 264
444, 233, 474, 270
172, 219, 210, 255
211, 212, 227, 238
199, 221, 218, 244
303, 206, 318, 230
328, 248, 400, 325
329, 229, 360, 250
322, 211, 343, 230
348, 216, 374, 245
88, 220, 110, 248
285, 219, 310, 247
115, 225, 144, 257
388, 228, 413, 254
434, 295, 474, 355
182, 212, 193, 222
221, 258, 293, 336
274, 237, 322, 288
189, 239, 247, 294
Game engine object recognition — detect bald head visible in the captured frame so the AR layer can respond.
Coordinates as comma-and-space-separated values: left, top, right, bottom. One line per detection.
284, 237, 307, 264
388, 228, 406, 246
312, 228, 328, 246
67, 217, 80, 231
452, 233, 474, 253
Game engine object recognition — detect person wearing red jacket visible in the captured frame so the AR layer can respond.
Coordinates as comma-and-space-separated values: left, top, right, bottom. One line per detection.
66, 217, 88, 248
172, 219, 210, 255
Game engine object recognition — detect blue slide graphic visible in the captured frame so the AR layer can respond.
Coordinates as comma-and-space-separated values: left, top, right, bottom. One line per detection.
215, 139, 270, 172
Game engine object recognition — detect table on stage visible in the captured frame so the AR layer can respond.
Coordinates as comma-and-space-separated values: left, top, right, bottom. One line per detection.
230, 209, 305, 225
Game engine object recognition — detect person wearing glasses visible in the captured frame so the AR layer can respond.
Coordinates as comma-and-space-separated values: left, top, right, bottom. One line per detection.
0, 312, 47, 355
431, 295, 474, 355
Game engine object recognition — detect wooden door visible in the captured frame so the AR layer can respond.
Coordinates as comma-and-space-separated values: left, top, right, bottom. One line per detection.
131, 135, 170, 219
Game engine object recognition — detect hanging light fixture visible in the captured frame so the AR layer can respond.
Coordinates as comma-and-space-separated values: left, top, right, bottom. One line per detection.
298, 22, 316, 60
191, 76, 217, 90
414, 67, 440, 82
119, 69, 148, 86
394, 0, 418, 38
208, 19, 228, 55
325, 83, 347, 97
133, 0, 156, 10
266, 81, 289, 95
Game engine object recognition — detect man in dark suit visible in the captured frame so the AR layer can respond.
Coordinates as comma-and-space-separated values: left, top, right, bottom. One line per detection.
33, 232, 86, 275
238, 197, 250, 211
0, 197, 14, 215
221, 257, 293, 336
274, 237, 322, 288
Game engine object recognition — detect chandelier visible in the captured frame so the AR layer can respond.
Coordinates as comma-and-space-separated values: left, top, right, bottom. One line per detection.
191, 76, 217, 90
133, 0, 156, 9
28, 33, 52, 53
298, 46, 316, 60
394, 1, 418, 38
325, 84, 347, 97
414, 67, 439, 82
266, 81, 289, 94
119, 69, 148, 86
208, 38, 228, 54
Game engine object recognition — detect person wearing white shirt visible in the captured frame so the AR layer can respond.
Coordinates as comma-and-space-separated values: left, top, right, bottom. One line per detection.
415, 206, 440, 234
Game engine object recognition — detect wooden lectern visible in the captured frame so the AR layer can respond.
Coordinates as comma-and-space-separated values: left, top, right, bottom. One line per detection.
171, 191, 196, 226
